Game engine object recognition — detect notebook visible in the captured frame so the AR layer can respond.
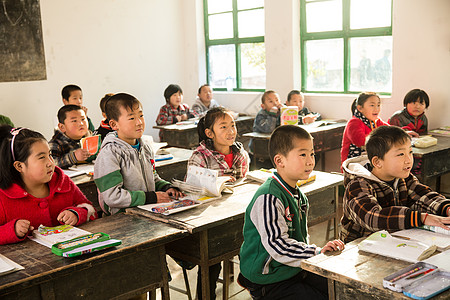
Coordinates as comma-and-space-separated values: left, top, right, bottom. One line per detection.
392, 228, 450, 251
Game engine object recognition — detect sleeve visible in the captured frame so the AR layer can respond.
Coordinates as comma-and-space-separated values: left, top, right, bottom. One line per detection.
344, 178, 421, 231
388, 113, 401, 127
152, 166, 172, 192
249, 194, 317, 267
192, 102, 203, 116
49, 140, 78, 169
156, 105, 175, 125
0, 219, 27, 245
187, 151, 209, 169
186, 105, 199, 118
405, 175, 450, 216
94, 147, 148, 213
253, 112, 278, 133
62, 179, 97, 225
346, 119, 368, 147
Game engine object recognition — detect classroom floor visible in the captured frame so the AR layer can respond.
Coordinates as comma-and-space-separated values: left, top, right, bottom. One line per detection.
154, 211, 341, 300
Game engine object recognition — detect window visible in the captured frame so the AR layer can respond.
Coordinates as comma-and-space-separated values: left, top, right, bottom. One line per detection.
204, 0, 265, 91
300, 0, 392, 94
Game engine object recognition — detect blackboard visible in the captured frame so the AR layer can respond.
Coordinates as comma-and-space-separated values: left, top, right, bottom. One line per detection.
0, 0, 46, 82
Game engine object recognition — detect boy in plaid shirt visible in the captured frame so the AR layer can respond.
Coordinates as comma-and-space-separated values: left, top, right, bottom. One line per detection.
340, 126, 450, 243
155, 84, 198, 141
49, 105, 95, 169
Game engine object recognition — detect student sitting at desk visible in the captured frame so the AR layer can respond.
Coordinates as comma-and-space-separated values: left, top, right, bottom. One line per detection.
340, 126, 450, 243
95, 93, 115, 141
286, 90, 321, 125
185, 106, 249, 299
0, 126, 96, 245
49, 105, 96, 169
389, 88, 429, 134
192, 84, 220, 117
94, 93, 183, 216
156, 84, 198, 141
61, 84, 95, 132
239, 125, 344, 300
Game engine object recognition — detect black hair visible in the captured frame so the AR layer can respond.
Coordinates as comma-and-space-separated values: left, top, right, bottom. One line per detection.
197, 107, 232, 143
351, 92, 380, 115
0, 125, 47, 189
261, 90, 276, 104
269, 125, 313, 166
105, 93, 142, 122
287, 90, 301, 103
366, 126, 411, 163
403, 89, 430, 108
100, 93, 114, 113
57, 104, 84, 124
198, 84, 210, 94
61, 84, 82, 101
164, 84, 183, 103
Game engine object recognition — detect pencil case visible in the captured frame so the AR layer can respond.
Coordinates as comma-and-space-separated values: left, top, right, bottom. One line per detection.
383, 262, 437, 292
51, 232, 121, 257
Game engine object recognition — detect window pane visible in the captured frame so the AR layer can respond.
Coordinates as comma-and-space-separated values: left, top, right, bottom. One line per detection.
240, 43, 266, 89
305, 39, 343, 91
208, 45, 236, 89
349, 36, 392, 93
208, 0, 232, 14
306, 0, 342, 32
238, 0, 264, 10
238, 9, 264, 38
350, 0, 391, 29
209, 13, 233, 40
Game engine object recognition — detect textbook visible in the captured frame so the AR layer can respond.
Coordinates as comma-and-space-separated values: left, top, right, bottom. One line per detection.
358, 230, 437, 263
280, 106, 298, 125
32, 224, 91, 248
246, 169, 316, 187
0, 254, 24, 276
138, 194, 219, 215
392, 227, 450, 251
80, 135, 101, 156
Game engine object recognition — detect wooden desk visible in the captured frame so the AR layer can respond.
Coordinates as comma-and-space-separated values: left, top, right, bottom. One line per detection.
0, 213, 187, 300
301, 239, 450, 300
413, 136, 450, 192
244, 121, 346, 170
154, 116, 255, 149
127, 171, 343, 299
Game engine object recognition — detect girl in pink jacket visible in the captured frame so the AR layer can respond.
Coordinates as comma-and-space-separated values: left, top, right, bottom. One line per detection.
0, 126, 96, 245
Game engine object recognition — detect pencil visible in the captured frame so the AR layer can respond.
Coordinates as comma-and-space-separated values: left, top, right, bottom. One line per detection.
406, 268, 435, 280
390, 266, 423, 283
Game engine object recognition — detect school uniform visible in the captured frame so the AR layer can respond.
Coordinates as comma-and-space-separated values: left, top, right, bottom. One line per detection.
191, 97, 220, 116
239, 173, 327, 299
298, 107, 322, 124
389, 108, 428, 134
340, 155, 450, 243
93, 132, 172, 215
49, 130, 96, 169
340, 111, 389, 164
0, 167, 96, 245
155, 103, 198, 141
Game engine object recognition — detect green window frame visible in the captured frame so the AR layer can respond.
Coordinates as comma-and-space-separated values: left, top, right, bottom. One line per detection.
203, 0, 265, 92
300, 0, 393, 95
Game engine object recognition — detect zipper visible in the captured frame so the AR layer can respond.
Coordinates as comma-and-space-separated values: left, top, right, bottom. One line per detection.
138, 149, 150, 192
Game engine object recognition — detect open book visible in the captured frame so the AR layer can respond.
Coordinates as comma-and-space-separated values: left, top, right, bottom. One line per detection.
0, 254, 24, 276
358, 230, 437, 263
80, 135, 101, 156
392, 227, 450, 251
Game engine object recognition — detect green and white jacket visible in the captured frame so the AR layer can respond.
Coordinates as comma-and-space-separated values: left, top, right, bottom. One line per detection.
240, 173, 319, 285
94, 132, 171, 215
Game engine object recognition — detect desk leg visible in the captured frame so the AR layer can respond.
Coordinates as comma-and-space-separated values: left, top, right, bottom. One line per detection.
159, 247, 170, 300
320, 153, 326, 171
327, 278, 336, 300
200, 231, 210, 300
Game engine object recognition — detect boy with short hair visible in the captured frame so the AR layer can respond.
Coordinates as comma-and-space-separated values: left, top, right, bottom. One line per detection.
49, 105, 94, 169
192, 84, 220, 116
253, 90, 282, 134
95, 93, 115, 141
340, 126, 450, 243
94, 93, 183, 215
239, 125, 344, 299
286, 90, 322, 125
61, 84, 95, 131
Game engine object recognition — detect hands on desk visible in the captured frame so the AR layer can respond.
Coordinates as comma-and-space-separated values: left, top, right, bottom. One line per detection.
422, 213, 450, 231
156, 188, 186, 203
15, 219, 33, 238
57, 210, 79, 225
321, 239, 345, 253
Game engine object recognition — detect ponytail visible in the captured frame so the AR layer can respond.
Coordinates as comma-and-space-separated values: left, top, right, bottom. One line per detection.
351, 98, 358, 115
197, 107, 231, 143
351, 92, 380, 115
0, 125, 46, 190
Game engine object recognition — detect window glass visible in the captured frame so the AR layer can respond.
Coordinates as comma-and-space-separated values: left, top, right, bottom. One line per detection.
208, 0, 232, 14
237, 0, 264, 10
208, 45, 237, 89
238, 9, 265, 38
350, 0, 391, 29
209, 13, 234, 40
241, 43, 266, 89
306, 0, 342, 32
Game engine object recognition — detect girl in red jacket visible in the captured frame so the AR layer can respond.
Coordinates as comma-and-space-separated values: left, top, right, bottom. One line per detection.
0, 126, 96, 245
340, 92, 389, 165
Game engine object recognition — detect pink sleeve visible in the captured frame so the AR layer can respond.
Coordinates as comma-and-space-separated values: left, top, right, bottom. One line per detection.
63, 180, 97, 226
0, 219, 27, 245
346, 119, 367, 147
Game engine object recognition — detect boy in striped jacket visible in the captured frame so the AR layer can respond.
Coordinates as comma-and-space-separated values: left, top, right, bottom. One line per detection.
239, 125, 344, 299
340, 126, 450, 243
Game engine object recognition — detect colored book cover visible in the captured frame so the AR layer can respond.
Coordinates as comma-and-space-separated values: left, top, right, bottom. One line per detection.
280, 106, 298, 126
31, 225, 91, 247
80, 135, 101, 156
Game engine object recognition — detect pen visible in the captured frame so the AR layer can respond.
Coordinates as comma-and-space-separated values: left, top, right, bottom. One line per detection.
390, 266, 423, 283
406, 268, 435, 280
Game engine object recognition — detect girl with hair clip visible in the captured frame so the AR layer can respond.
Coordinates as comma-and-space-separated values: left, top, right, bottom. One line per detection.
340, 92, 389, 166
0, 125, 96, 245
186, 107, 249, 299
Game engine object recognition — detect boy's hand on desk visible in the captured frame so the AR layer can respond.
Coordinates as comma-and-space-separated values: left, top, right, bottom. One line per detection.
166, 188, 185, 199
74, 148, 90, 161
302, 114, 317, 125
406, 130, 419, 138
155, 191, 174, 203
175, 115, 182, 123
57, 210, 78, 226
422, 213, 450, 231
180, 114, 188, 121
321, 239, 345, 253
15, 219, 33, 238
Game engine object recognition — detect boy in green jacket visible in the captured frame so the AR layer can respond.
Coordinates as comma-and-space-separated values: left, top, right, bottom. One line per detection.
239, 125, 344, 299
